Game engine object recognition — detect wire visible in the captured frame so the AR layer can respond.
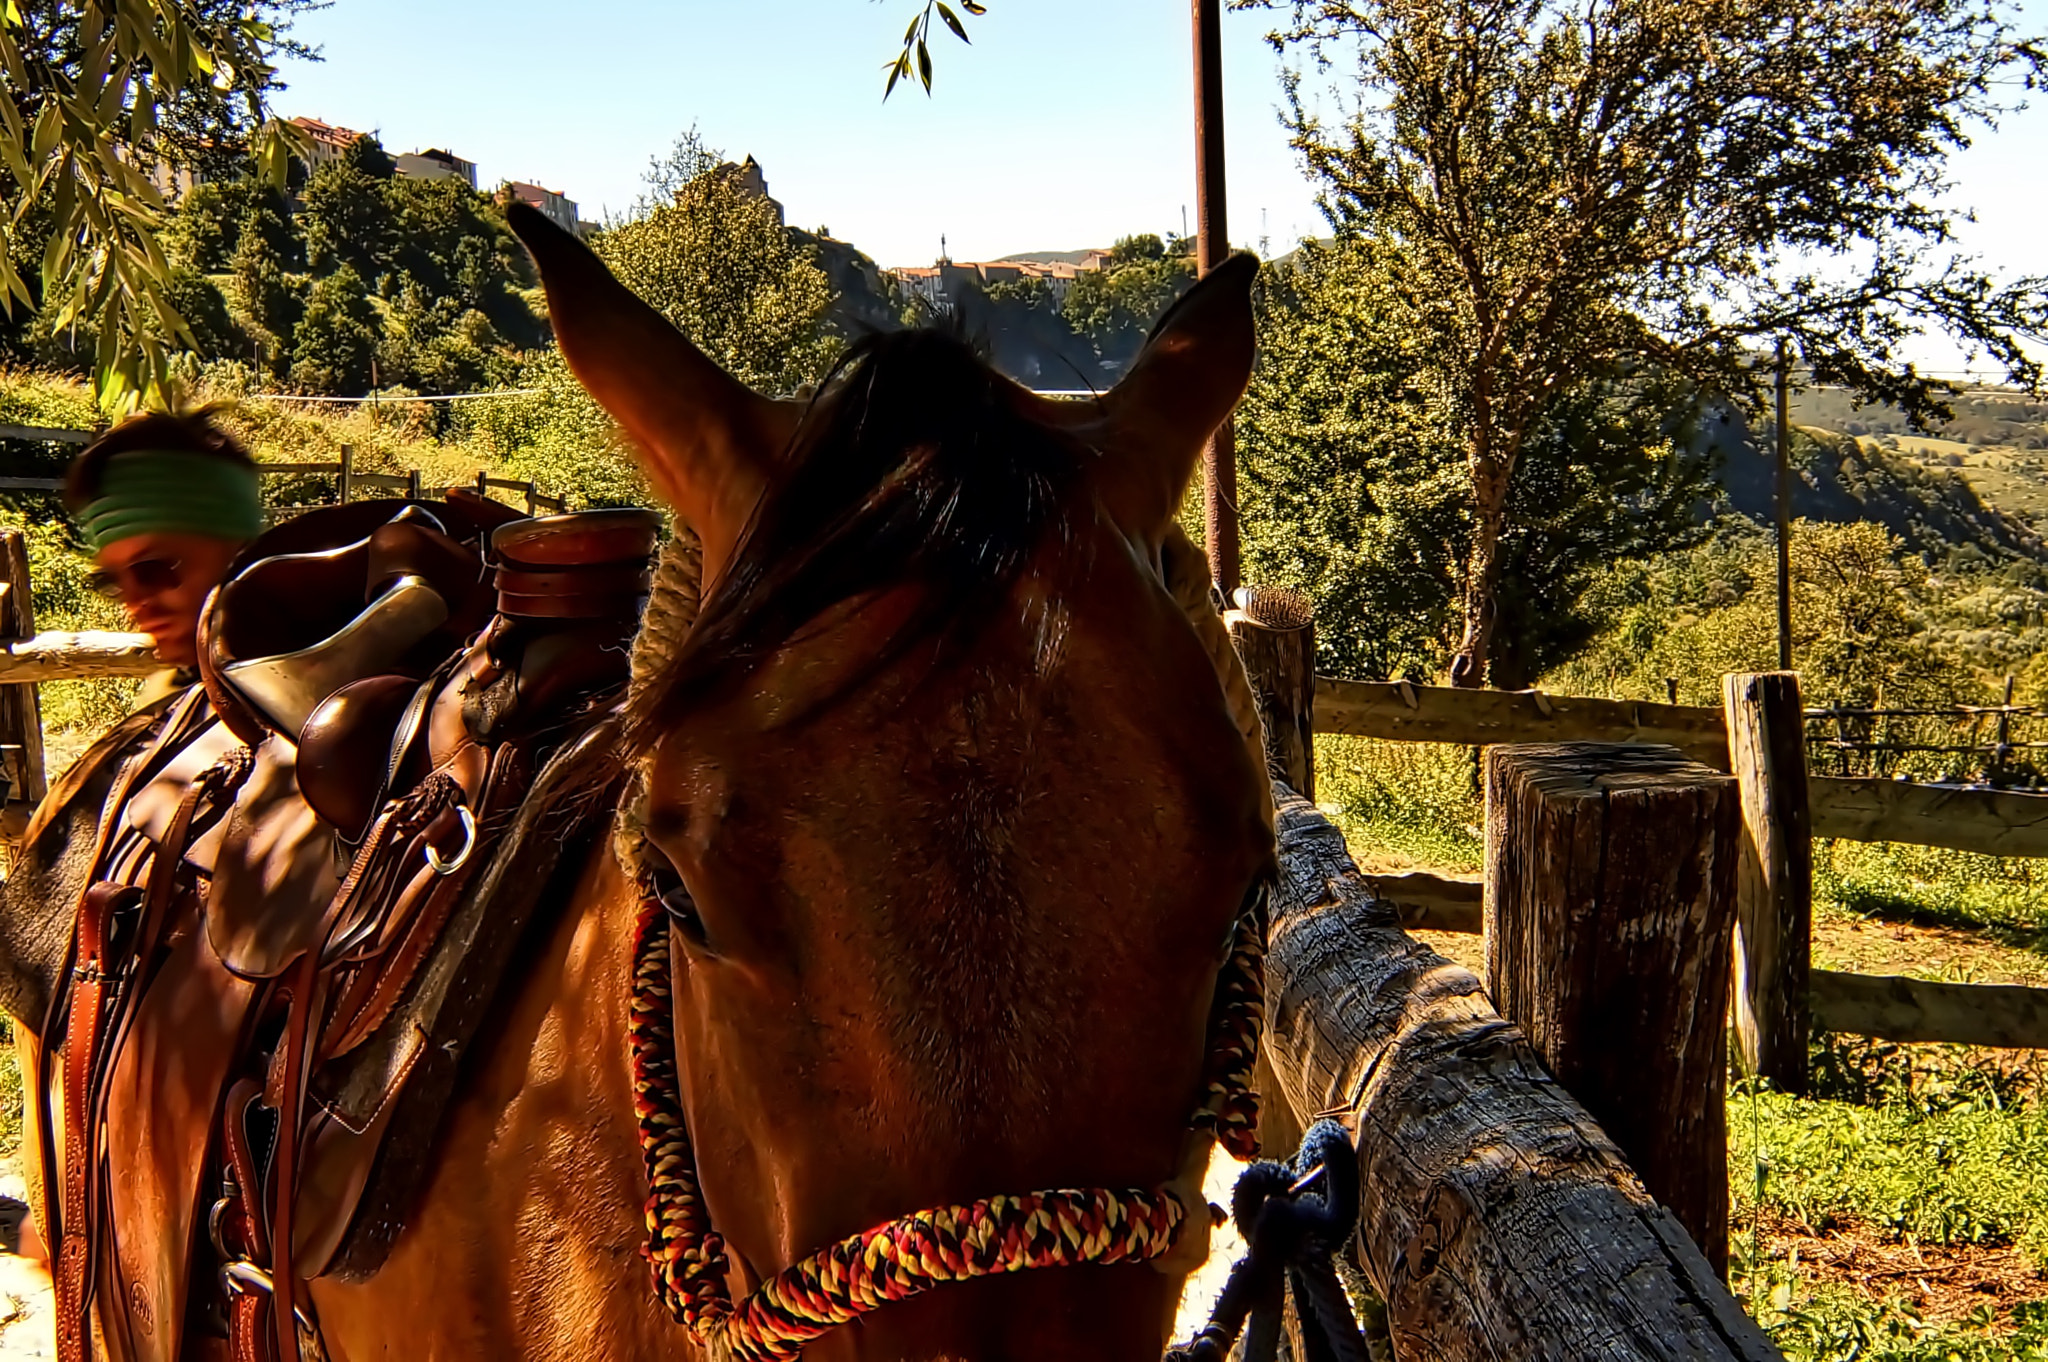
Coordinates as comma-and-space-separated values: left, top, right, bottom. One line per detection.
244, 388, 546, 405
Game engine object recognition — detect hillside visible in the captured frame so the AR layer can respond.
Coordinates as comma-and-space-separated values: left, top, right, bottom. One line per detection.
1714, 414, 2044, 563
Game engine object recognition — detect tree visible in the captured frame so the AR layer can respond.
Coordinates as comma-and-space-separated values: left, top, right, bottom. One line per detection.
1, 0, 311, 405
300, 140, 399, 279
1062, 235, 1199, 370
1239, 238, 1715, 685
1247, 0, 2048, 686
596, 160, 837, 393
227, 199, 301, 373
290, 264, 378, 394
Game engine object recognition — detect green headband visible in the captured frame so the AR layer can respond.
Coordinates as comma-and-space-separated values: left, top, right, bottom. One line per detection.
79, 450, 263, 553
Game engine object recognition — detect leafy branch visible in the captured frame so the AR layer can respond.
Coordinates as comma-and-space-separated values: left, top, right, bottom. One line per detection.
1, 0, 302, 409
884, 0, 986, 98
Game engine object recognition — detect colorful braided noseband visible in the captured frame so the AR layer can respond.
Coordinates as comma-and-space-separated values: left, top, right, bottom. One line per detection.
628, 885, 1269, 1361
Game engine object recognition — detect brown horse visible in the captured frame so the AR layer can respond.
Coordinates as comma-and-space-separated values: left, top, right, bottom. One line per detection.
12, 207, 1274, 1361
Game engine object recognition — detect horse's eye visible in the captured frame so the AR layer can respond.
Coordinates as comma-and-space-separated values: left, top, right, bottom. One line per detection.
647, 860, 709, 948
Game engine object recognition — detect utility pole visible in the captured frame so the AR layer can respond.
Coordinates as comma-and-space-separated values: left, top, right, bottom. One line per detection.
1775, 339, 1793, 672
1191, 0, 1239, 595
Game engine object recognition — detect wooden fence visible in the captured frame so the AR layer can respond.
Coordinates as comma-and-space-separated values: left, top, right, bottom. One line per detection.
1313, 668, 2048, 1063
0, 430, 567, 517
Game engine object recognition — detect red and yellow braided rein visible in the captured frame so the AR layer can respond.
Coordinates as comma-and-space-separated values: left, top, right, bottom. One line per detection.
627, 893, 1267, 1362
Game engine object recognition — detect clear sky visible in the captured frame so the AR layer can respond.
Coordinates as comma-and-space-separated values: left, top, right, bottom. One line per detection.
272, 0, 2044, 373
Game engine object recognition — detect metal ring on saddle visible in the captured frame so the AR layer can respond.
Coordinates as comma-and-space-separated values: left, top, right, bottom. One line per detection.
220, 1262, 317, 1331
424, 804, 477, 876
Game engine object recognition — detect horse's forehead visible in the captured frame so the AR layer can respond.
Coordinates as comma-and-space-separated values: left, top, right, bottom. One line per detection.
645, 532, 1203, 808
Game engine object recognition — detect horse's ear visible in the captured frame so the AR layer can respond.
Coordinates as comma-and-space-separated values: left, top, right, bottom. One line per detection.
1044, 253, 1257, 539
506, 202, 800, 581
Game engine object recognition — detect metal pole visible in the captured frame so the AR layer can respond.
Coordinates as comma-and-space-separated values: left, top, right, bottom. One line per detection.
1192, 0, 1240, 595
1775, 339, 1793, 672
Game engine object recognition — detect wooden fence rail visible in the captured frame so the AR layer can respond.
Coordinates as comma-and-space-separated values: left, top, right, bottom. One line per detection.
1306, 668, 2048, 1053
3, 431, 566, 515
1316, 676, 1731, 766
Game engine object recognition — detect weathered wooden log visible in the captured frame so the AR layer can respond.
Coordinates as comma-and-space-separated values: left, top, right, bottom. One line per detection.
1811, 776, 2048, 858
1315, 677, 1729, 767
1724, 673, 1813, 1095
1484, 743, 1739, 1274
1263, 786, 1780, 1360
1812, 970, 2048, 1049
1364, 870, 1483, 934
1227, 589, 1316, 799
0, 632, 160, 683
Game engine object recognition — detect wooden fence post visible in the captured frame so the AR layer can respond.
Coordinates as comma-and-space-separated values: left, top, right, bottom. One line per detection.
1225, 586, 1316, 799
1262, 788, 1781, 1360
338, 444, 354, 504
1485, 743, 1740, 1273
0, 531, 48, 845
1723, 672, 1813, 1095
406, 467, 423, 502
524, 481, 539, 516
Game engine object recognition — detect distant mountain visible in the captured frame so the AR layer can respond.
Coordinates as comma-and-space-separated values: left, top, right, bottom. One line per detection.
1711, 406, 2044, 563
991, 249, 1101, 265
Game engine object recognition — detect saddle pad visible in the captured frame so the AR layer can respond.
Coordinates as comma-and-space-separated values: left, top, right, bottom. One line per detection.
123, 718, 238, 875
205, 738, 343, 979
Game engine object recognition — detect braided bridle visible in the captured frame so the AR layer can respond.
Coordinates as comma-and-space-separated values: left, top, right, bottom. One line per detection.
627, 884, 1269, 1361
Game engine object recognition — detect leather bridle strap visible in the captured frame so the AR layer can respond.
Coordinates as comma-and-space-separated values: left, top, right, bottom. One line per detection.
54, 882, 135, 1362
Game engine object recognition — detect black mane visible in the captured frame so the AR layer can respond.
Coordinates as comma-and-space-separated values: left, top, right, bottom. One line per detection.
627, 328, 1089, 743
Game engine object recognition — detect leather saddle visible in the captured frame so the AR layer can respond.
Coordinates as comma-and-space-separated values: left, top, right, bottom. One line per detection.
42, 493, 659, 1362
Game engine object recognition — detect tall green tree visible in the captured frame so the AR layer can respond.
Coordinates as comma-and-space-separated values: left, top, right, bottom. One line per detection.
1239, 238, 1716, 686
290, 264, 378, 394
227, 198, 301, 373
1246, 0, 2048, 686
596, 156, 837, 393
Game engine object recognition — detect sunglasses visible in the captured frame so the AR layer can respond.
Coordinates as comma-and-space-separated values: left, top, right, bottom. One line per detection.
88, 557, 186, 601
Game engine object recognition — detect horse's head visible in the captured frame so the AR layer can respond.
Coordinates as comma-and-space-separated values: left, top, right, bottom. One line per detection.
512, 207, 1274, 1359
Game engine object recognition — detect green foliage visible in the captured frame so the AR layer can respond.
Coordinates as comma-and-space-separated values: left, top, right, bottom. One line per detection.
1732, 1086, 2048, 1260
1061, 235, 1196, 369
1313, 735, 1483, 872
462, 348, 651, 511
289, 265, 379, 396
596, 162, 838, 394
301, 154, 399, 279
883, 0, 987, 98
1247, 0, 2048, 684
1239, 239, 1715, 685
1552, 520, 1955, 710
227, 200, 302, 370
1, 0, 312, 406
1751, 1285, 2048, 1361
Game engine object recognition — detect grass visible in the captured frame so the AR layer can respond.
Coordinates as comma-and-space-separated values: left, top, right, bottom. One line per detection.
1316, 733, 2048, 1356
1732, 1041, 2048, 1358
1315, 735, 1484, 872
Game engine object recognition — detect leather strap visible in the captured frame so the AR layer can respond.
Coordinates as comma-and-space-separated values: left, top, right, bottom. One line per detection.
220, 1080, 275, 1362
267, 953, 321, 1362
44, 688, 209, 1362
55, 882, 138, 1362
